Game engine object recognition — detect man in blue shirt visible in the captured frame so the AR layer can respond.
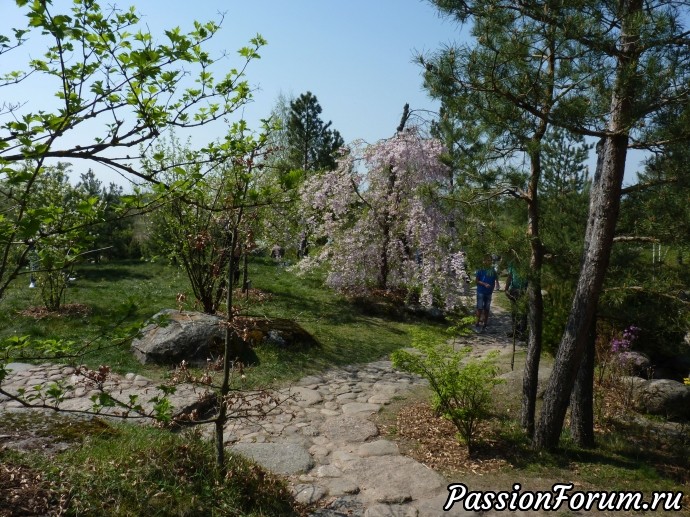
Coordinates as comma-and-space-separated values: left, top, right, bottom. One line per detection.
475, 254, 500, 331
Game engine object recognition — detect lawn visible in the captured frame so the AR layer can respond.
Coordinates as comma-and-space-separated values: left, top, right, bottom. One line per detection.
2, 256, 688, 516
0, 255, 449, 386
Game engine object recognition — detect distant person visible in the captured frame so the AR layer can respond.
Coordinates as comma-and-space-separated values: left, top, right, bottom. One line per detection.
270, 244, 285, 262
28, 240, 39, 288
475, 254, 499, 332
505, 264, 528, 340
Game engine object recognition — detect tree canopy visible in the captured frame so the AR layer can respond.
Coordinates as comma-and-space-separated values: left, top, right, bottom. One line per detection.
0, 0, 265, 300
424, 0, 690, 449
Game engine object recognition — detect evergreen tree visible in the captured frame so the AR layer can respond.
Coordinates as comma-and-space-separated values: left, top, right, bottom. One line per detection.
422, 1, 563, 438
425, 0, 690, 449
286, 92, 344, 172
259, 92, 344, 258
76, 170, 139, 261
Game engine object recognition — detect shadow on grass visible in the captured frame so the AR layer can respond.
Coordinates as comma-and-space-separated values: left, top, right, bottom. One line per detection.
76, 265, 155, 282
257, 286, 446, 330
484, 416, 690, 487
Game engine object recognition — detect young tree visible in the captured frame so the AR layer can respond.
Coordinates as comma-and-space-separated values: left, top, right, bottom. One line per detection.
422, 2, 562, 438
144, 136, 232, 314
25, 162, 103, 310
0, 0, 265, 302
0, 0, 271, 473
143, 123, 280, 469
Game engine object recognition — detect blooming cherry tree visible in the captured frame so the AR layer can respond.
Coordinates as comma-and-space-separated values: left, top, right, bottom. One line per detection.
299, 127, 468, 310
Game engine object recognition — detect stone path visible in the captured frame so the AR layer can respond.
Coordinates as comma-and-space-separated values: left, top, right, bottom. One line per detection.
0, 306, 526, 517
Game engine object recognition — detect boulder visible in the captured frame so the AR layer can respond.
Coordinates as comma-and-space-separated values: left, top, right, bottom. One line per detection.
635, 379, 690, 420
617, 351, 651, 377
131, 310, 225, 366
619, 375, 648, 392
131, 311, 318, 366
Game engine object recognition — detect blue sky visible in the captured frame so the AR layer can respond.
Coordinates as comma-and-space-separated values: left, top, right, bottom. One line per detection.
144, 0, 466, 144
4, 0, 465, 186
4, 1, 643, 186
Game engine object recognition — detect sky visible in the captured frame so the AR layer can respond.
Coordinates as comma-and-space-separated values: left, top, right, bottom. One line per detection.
143, 0, 466, 144
3, 1, 643, 187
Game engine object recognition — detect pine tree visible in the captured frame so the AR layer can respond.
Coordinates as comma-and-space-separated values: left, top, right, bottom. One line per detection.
286, 92, 344, 172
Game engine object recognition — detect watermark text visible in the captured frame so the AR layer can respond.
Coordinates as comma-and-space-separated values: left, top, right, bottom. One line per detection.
444, 483, 683, 513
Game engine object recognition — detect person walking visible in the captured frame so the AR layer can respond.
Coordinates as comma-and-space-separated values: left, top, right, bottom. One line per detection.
475, 254, 499, 332
504, 263, 528, 340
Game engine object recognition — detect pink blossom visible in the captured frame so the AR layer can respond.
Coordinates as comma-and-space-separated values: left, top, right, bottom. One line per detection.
298, 127, 467, 310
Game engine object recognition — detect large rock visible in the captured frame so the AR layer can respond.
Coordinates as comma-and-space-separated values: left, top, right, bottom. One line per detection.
131, 310, 225, 366
231, 442, 313, 475
131, 311, 318, 366
618, 351, 652, 377
635, 379, 690, 420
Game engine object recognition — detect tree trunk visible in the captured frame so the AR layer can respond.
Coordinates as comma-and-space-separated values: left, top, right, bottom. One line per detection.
242, 249, 249, 293
534, 0, 641, 448
378, 222, 390, 290
376, 108, 410, 290
568, 138, 607, 447
570, 316, 596, 447
534, 136, 630, 449
215, 229, 236, 473
522, 281, 544, 436
521, 150, 545, 438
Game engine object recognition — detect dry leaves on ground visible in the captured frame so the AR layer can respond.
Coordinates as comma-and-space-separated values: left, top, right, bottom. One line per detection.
19, 303, 90, 320
383, 401, 510, 477
0, 462, 62, 517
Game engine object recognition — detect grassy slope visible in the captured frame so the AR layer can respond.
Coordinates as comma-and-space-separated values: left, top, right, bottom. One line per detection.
1, 256, 448, 385
2, 257, 687, 515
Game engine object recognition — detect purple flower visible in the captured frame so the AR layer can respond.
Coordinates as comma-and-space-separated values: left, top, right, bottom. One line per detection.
610, 325, 640, 355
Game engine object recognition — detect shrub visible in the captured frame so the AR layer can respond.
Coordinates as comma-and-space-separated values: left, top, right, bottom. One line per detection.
392, 328, 503, 454
594, 323, 644, 418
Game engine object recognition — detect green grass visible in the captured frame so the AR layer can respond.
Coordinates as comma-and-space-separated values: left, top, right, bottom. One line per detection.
2, 256, 689, 515
0, 257, 450, 515
1, 256, 448, 386
1, 260, 190, 375
1, 412, 299, 517
241, 258, 448, 385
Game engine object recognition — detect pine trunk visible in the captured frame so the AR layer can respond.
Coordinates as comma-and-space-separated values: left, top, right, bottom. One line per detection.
570, 318, 596, 447
534, 4, 641, 447
521, 149, 545, 438
534, 0, 642, 451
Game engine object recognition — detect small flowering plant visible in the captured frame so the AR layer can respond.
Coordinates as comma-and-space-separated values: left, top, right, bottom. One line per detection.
610, 325, 641, 354
595, 324, 642, 386
595, 324, 644, 417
